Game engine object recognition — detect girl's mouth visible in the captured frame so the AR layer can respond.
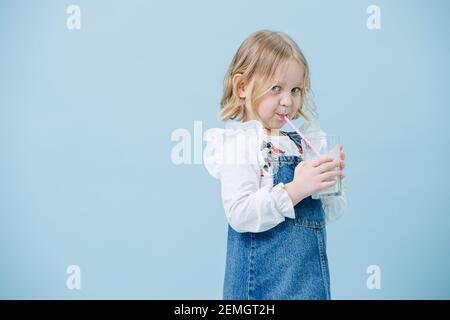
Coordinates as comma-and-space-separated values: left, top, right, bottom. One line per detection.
276, 113, 287, 121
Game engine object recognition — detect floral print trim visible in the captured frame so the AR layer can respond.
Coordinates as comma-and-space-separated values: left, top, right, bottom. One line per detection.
259, 132, 305, 177
259, 140, 286, 177
282, 132, 304, 156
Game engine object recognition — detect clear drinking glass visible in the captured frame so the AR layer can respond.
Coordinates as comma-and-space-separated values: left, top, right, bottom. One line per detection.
300, 133, 342, 199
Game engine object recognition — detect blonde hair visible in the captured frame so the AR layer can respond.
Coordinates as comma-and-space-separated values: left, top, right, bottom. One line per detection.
219, 30, 318, 123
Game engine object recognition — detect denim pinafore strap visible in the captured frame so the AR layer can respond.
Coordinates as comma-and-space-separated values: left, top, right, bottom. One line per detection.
223, 131, 331, 300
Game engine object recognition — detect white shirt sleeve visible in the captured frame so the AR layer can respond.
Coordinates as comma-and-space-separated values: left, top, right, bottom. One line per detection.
204, 120, 295, 233
322, 181, 348, 224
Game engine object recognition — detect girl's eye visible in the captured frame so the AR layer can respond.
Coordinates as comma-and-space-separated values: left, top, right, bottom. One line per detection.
292, 87, 302, 94
271, 85, 281, 93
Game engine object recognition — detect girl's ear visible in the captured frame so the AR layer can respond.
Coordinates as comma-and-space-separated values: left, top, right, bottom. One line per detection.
232, 73, 247, 98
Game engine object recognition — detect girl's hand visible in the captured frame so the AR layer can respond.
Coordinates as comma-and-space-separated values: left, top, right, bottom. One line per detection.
340, 144, 346, 180
284, 156, 343, 206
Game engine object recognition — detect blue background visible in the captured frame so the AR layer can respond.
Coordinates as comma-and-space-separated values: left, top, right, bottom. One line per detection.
1, 0, 449, 299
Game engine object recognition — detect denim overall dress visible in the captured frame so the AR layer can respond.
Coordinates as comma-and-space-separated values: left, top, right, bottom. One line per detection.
223, 131, 331, 300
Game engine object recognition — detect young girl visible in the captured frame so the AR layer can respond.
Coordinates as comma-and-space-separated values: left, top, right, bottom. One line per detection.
204, 30, 347, 300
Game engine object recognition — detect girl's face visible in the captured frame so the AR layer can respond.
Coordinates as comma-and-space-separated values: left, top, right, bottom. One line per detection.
239, 59, 305, 134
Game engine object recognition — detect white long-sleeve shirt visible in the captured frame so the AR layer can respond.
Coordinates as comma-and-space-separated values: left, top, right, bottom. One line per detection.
203, 119, 347, 233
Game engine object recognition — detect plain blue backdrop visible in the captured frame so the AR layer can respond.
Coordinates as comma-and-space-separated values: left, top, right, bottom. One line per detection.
1, 0, 449, 299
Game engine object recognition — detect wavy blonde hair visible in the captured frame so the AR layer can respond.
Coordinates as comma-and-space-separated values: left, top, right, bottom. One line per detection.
219, 30, 318, 123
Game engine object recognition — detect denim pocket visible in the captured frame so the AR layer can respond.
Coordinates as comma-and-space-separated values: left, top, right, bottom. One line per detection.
294, 216, 326, 229
272, 155, 326, 228
272, 156, 300, 185
293, 197, 326, 229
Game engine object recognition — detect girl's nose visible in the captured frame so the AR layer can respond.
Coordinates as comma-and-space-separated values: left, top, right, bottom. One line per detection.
280, 93, 293, 107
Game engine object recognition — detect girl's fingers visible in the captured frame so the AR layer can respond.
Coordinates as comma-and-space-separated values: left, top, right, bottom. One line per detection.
322, 170, 343, 181
340, 145, 346, 159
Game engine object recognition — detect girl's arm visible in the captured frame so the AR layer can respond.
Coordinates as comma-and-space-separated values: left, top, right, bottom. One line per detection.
219, 162, 295, 233
204, 121, 294, 233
